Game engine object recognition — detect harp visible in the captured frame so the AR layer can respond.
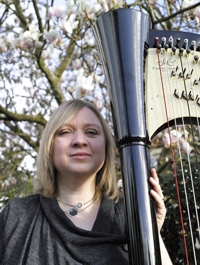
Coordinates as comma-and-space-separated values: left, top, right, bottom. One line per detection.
93, 8, 200, 265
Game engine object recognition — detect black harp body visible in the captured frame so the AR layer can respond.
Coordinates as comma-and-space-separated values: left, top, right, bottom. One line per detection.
93, 9, 161, 265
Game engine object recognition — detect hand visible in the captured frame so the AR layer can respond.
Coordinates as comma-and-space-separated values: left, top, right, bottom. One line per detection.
149, 168, 166, 232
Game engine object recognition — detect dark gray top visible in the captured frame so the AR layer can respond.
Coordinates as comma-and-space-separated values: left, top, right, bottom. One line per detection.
0, 194, 129, 264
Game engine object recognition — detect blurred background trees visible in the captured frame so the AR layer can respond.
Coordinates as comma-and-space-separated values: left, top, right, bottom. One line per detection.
0, 0, 200, 264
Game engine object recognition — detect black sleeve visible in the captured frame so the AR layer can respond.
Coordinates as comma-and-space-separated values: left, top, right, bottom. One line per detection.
0, 203, 10, 264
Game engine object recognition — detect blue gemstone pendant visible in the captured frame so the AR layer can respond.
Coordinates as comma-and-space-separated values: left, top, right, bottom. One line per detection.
68, 208, 78, 216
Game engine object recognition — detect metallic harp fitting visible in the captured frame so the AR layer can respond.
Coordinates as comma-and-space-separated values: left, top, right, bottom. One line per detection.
93, 8, 200, 265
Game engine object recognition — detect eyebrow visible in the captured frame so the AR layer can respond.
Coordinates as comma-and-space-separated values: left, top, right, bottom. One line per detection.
63, 123, 101, 130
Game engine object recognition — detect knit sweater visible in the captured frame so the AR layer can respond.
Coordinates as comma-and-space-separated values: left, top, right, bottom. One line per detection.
0, 194, 129, 265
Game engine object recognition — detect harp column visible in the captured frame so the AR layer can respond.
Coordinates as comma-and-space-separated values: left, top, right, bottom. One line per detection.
93, 9, 162, 264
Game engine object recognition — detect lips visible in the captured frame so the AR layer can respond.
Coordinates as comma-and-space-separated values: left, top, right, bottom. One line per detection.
70, 152, 91, 157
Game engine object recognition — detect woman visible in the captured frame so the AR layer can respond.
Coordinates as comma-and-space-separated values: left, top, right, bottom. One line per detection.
0, 99, 172, 264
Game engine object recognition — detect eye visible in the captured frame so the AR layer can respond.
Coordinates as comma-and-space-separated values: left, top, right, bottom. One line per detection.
58, 129, 72, 135
86, 129, 98, 136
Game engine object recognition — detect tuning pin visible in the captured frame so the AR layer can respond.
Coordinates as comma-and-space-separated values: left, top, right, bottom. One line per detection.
196, 97, 200, 106
172, 47, 176, 54
182, 39, 188, 49
186, 49, 191, 55
186, 69, 193, 79
190, 41, 196, 50
164, 44, 169, 50
193, 79, 199, 85
175, 38, 181, 48
153, 37, 159, 48
189, 91, 195, 101
171, 66, 178, 77
174, 89, 180, 98
196, 42, 200, 51
171, 70, 176, 77
179, 48, 184, 55
161, 37, 166, 47
194, 55, 199, 63
179, 68, 186, 78
157, 44, 162, 52
181, 91, 188, 100
168, 36, 173, 48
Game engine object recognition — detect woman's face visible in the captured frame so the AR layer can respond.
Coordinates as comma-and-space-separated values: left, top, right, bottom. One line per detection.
52, 107, 106, 181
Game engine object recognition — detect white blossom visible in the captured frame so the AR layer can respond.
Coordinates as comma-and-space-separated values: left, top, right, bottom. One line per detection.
195, 238, 200, 249
66, 0, 76, 14
12, 26, 43, 50
60, 14, 79, 34
195, 16, 199, 26
179, 138, 192, 154
182, 0, 196, 9
42, 47, 52, 59
48, 6, 66, 19
162, 130, 182, 146
194, 6, 200, 18
77, 0, 102, 20
72, 58, 82, 70
162, 133, 171, 146
75, 68, 94, 90
43, 29, 61, 46
23, 26, 42, 42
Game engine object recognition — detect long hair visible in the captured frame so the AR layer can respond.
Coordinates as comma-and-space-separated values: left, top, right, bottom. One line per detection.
35, 99, 119, 201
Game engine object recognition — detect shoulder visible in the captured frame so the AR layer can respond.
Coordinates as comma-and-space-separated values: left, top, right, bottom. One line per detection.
4, 194, 40, 209
114, 196, 125, 226
0, 194, 41, 221
115, 195, 125, 214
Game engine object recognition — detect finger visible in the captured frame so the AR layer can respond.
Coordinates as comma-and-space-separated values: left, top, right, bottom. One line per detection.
150, 168, 159, 183
149, 176, 164, 200
149, 168, 164, 199
150, 189, 164, 206
150, 189, 167, 231
150, 189, 166, 218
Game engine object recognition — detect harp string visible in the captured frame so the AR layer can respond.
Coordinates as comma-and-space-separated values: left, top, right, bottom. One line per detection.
168, 48, 199, 264
186, 52, 200, 130
184, 53, 200, 241
156, 48, 191, 264
179, 54, 200, 247
194, 59, 200, 103
165, 48, 195, 260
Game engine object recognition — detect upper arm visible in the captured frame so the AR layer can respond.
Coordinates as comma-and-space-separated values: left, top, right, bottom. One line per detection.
0, 207, 7, 263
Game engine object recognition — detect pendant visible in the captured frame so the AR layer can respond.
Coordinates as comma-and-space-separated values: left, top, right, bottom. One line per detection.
75, 202, 82, 209
68, 208, 78, 216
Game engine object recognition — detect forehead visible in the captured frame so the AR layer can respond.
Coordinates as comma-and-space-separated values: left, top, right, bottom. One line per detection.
66, 107, 103, 127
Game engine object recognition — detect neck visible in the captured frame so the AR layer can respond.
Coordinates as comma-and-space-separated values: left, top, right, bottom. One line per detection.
57, 176, 96, 204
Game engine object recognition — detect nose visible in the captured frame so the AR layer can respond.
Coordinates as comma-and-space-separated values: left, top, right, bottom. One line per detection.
72, 131, 88, 147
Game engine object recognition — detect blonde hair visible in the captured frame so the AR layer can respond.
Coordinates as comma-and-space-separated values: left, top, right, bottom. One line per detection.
35, 99, 119, 201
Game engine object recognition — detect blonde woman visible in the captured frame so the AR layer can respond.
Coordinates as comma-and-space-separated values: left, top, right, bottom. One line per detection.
0, 99, 172, 264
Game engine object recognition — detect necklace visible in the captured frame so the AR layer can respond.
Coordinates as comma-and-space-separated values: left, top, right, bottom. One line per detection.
57, 196, 95, 217
63, 199, 95, 217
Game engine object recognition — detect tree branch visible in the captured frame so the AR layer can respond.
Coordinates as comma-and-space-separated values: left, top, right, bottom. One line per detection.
4, 121, 38, 150
32, 0, 43, 33
54, 39, 76, 78
0, 105, 46, 125
13, 0, 29, 30
153, 2, 200, 26
37, 57, 66, 104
